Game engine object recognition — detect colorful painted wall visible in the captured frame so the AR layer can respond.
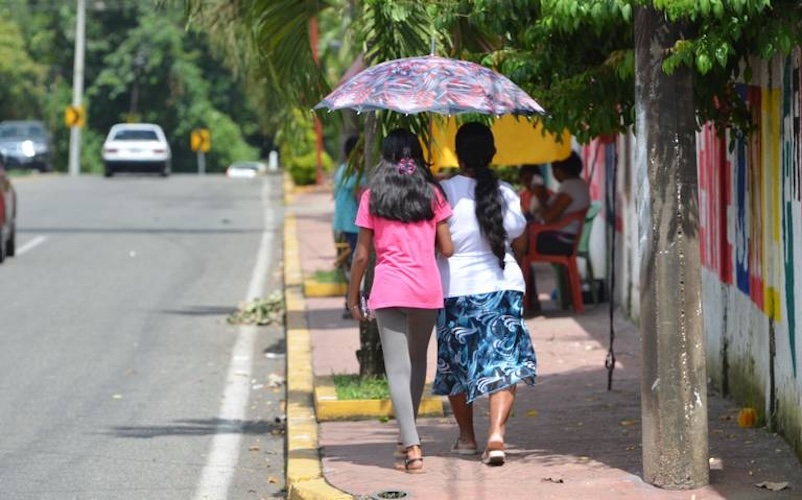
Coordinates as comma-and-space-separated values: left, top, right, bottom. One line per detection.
593, 52, 802, 455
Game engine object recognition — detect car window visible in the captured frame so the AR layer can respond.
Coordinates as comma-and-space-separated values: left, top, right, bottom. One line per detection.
113, 130, 160, 141
0, 124, 45, 139
26, 126, 44, 138
0, 126, 24, 139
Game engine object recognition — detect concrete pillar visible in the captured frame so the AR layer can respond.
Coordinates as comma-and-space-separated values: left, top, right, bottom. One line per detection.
634, 6, 709, 488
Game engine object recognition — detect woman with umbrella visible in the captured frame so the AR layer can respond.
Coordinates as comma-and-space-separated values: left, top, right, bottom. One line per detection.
434, 122, 538, 466
346, 129, 454, 473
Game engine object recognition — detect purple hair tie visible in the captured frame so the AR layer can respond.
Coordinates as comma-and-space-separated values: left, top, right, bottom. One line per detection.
396, 157, 417, 175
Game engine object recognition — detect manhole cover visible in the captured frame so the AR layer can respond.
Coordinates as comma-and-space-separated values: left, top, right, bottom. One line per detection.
371, 490, 409, 499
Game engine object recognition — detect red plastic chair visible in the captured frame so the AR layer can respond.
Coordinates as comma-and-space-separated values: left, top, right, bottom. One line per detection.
521, 207, 589, 314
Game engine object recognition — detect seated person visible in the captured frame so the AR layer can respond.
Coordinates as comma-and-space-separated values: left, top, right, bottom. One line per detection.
518, 164, 548, 221
531, 152, 590, 256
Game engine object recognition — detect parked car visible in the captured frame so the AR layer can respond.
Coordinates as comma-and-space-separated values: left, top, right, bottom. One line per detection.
0, 155, 17, 263
225, 160, 266, 179
102, 123, 171, 177
0, 120, 53, 172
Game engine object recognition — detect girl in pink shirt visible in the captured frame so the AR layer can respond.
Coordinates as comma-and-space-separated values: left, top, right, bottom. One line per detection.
347, 129, 453, 474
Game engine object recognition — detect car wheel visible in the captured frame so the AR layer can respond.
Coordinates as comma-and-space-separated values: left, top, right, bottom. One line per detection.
6, 223, 14, 257
0, 230, 5, 264
160, 162, 170, 177
104, 167, 114, 178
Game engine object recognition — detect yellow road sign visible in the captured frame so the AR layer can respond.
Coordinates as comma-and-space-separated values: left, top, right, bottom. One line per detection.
191, 128, 211, 153
65, 105, 85, 128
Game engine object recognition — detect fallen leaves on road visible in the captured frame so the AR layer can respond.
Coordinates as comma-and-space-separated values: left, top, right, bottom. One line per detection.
227, 292, 284, 326
754, 481, 789, 491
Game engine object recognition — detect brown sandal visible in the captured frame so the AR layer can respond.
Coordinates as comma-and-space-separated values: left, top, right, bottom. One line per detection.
396, 445, 424, 474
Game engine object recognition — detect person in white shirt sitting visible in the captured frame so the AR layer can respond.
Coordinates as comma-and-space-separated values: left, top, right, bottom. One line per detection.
530, 151, 590, 255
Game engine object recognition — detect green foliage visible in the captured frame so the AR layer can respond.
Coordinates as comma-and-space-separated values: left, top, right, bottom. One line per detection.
333, 374, 390, 400
279, 108, 334, 185
80, 126, 107, 175
0, 1, 263, 173
313, 269, 347, 284
356, 1, 439, 152
0, 17, 47, 119
431, 0, 802, 142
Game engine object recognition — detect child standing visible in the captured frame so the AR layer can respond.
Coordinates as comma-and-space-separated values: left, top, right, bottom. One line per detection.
346, 128, 453, 474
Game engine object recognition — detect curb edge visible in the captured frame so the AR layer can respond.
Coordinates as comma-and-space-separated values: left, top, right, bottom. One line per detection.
283, 173, 353, 500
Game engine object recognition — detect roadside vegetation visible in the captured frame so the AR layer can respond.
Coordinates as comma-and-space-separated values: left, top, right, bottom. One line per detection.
0, 1, 263, 174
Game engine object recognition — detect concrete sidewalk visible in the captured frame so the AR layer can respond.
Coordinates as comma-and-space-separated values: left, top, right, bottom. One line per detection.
285, 186, 802, 500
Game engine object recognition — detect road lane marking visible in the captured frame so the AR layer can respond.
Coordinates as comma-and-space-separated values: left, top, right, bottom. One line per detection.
194, 179, 275, 500
16, 235, 47, 255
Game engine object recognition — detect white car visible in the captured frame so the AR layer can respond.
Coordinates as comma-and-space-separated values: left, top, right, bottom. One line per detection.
102, 123, 171, 177
225, 160, 266, 179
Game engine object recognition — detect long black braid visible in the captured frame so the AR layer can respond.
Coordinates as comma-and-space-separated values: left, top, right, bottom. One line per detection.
455, 122, 507, 270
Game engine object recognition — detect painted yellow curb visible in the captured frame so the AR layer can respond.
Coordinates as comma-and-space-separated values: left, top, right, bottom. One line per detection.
284, 189, 353, 499
283, 171, 295, 206
303, 280, 348, 298
314, 375, 444, 421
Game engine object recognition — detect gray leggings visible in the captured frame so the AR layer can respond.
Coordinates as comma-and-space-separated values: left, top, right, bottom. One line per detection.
374, 307, 436, 448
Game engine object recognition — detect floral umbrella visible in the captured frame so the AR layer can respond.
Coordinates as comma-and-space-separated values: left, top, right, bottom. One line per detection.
314, 55, 546, 117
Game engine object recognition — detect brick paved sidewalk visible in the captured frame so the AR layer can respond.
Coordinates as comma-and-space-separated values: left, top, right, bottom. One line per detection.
290, 188, 802, 500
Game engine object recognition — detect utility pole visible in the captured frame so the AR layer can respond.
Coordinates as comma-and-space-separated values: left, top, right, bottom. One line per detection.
634, 5, 709, 489
68, 0, 86, 177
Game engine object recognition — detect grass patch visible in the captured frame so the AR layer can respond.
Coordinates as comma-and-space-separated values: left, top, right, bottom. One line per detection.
312, 269, 346, 284
333, 374, 390, 400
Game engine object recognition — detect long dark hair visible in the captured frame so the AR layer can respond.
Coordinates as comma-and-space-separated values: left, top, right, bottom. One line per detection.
369, 128, 439, 223
455, 122, 507, 269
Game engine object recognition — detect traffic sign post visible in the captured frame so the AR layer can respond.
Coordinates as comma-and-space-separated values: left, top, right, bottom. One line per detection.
190, 128, 211, 175
196, 151, 206, 175
65, 105, 85, 128
68, 0, 86, 177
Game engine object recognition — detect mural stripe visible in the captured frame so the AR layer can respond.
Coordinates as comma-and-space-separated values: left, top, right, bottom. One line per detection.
768, 88, 782, 321
782, 54, 798, 376
735, 84, 750, 296
749, 86, 764, 310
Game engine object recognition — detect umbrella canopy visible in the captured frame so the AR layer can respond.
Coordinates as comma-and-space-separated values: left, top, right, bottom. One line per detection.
315, 55, 546, 116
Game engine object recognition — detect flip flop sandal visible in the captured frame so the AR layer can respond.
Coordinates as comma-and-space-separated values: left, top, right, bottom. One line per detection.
394, 445, 425, 474
397, 456, 424, 474
451, 439, 479, 456
482, 449, 506, 466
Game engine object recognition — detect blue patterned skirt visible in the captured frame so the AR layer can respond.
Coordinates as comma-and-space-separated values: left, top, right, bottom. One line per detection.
433, 290, 537, 404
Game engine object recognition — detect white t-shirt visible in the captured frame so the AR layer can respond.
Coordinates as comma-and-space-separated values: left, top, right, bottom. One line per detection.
547, 177, 590, 237
437, 175, 527, 297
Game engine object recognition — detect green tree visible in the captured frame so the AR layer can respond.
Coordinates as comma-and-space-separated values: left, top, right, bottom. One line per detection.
0, 16, 47, 120
0, 1, 261, 173
88, 5, 257, 173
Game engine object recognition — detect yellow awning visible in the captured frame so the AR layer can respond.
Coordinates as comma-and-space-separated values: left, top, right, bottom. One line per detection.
428, 116, 572, 172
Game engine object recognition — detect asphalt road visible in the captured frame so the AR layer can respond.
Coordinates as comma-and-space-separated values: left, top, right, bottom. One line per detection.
0, 173, 287, 499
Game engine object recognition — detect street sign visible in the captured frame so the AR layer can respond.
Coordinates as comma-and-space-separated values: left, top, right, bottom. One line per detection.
190, 128, 211, 153
65, 105, 85, 128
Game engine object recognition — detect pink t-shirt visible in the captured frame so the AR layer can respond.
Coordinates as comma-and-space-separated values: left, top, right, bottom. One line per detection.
355, 187, 452, 310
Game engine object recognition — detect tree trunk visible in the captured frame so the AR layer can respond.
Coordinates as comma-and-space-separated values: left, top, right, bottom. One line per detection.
356, 251, 385, 377
356, 112, 385, 378
634, 6, 709, 488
